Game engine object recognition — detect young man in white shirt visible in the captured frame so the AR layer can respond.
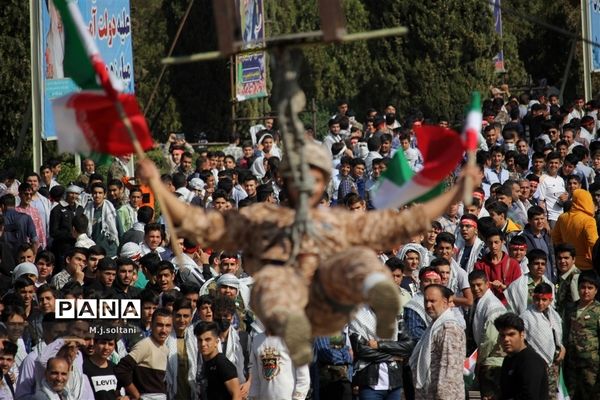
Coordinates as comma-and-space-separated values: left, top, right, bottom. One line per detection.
536, 152, 567, 229
484, 145, 510, 185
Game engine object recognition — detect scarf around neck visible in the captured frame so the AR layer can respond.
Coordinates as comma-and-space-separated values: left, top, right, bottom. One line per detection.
409, 308, 460, 390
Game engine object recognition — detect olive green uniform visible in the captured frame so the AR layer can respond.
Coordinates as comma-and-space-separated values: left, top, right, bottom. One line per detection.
563, 300, 600, 399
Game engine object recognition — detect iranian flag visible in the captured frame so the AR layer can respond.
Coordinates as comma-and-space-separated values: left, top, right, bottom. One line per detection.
464, 92, 482, 151
372, 125, 465, 209
463, 349, 478, 376
51, 0, 153, 156
558, 368, 570, 400
463, 349, 478, 389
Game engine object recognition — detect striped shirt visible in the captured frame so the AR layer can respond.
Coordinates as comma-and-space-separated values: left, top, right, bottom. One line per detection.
16, 205, 46, 249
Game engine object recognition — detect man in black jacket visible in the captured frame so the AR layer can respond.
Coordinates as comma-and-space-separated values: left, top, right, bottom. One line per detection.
49, 184, 84, 269
349, 306, 415, 400
0, 215, 15, 291
495, 312, 549, 400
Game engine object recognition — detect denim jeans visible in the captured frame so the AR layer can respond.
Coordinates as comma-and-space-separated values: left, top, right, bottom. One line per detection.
358, 386, 402, 400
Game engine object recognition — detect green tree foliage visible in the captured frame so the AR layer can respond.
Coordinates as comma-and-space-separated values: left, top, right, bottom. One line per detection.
358, 0, 497, 121
131, 0, 182, 141
5, 0, 600, 169
503, 0, 584, 101
497, 27, 528, 87
161, 0, 232, 140
0, 0, 32, 158
265, 0, 371, 122
264, 0, 498, 124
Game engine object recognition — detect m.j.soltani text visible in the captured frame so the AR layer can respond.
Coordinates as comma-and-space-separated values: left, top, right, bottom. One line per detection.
89, 325, 138, 335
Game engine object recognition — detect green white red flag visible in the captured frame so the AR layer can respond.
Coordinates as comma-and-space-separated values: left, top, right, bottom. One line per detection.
463, 92, 482, 151
463, 349, 478, 389
372, 125, 465, 209
463, 349, 478, 376
51, 0, 153, 156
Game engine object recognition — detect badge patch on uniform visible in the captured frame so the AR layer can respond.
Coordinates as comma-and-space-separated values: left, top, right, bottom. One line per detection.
584, 315, 591, 320
260, 346, 281, 381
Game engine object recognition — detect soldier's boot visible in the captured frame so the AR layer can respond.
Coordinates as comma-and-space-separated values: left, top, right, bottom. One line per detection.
365, 276, 401, 339
282, 310, 313, 366
250, 266, 311, 365
308, 248, 398, 338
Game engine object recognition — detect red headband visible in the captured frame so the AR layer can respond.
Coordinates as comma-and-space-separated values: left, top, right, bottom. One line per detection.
422, 271, 441, 281
221, 257, 237, 263
533, 293, 553, 300
184, 245, 199, 254
509, 244, 527, 250
472, 192, 485, 201
460, 219, 478, 228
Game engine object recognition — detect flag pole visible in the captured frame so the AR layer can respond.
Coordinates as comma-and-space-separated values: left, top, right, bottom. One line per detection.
462, 91, 482, 207
463, 151, 475, 206
113, 100, 185, 264
52, 0, 184, 264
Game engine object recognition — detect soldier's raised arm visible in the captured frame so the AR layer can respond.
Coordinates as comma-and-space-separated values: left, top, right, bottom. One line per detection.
136, 158, 231, 248
347, 165, 481, 251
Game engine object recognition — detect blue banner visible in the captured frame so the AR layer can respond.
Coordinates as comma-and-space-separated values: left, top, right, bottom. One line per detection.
492, 0, 505, 73
40, 0, 134, 140
238, 0, 264, 50
589, 0, 600, 71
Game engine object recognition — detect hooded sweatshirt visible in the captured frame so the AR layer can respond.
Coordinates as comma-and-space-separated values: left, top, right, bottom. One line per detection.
552, 189, 599, 270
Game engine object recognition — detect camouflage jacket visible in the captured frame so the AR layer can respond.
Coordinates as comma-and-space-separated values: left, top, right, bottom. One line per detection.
563, 300, 600, 367
178, 202, 432, 277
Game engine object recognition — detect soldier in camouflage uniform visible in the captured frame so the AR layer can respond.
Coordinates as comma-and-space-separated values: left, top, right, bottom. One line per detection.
563, 270, 600, 399
554, 243, 580, 317
137, 142, 481, 364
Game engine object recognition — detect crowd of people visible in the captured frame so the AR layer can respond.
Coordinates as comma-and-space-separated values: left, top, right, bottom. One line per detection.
0, 88, 599, 400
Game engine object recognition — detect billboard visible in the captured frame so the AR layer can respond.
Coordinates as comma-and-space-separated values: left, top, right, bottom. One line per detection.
239, 0, 264, 49
38, 0, 134, 140
235, 0, 267, 101
235, 52, 268, 101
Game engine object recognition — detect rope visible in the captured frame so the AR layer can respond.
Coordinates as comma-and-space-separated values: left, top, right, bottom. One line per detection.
143, 0, 196, 116
486, 0, 600, 48
272, 48, 315, 263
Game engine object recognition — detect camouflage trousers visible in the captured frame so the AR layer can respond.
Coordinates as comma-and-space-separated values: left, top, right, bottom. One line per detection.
249, 247, 390, 337
565, 361, 600, 400
547, 363, 558, 400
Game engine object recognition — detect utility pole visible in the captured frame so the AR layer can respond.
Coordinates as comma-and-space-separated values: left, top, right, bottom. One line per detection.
581, 0, 593, 100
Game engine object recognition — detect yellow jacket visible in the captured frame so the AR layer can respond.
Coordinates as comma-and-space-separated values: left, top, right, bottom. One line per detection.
552, 189, 599, 270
